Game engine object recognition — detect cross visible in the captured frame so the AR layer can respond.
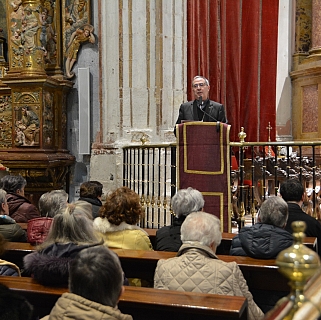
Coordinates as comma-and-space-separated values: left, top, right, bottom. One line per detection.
266, 122, 272, 142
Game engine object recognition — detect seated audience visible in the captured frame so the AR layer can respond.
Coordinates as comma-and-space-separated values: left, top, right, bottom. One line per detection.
0, 189, 27, 242
78, 181, 103, 219
230, 196, 293, 259
0, 175, 40, 222
27, 190, 69, 245
0, 233, 21, 276
41, 246, 132, 320
155, 187, 204, 251
93, 186, 153, 250
0, 232, 33, 319
23, 202, 102, 286
280, 179, 321, 256
154, 211, 263, 320
38, 189, 69, 218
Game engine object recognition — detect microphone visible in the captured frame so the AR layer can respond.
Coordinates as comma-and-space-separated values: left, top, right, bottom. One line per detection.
198, 96, 202, 109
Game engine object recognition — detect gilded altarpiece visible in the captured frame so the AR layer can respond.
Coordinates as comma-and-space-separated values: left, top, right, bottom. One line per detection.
0, 0, 79, 205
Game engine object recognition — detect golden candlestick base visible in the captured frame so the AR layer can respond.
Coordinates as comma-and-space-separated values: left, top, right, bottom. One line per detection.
275, 221, 321, 319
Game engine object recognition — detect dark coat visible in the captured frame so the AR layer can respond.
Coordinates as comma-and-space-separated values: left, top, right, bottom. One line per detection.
230, 223, 293, 259
0, 215, 27, 242
78, 197, 102, 219
0, 265, 19, 276
174, 99, 227, 135
155, 216, 185, 252
6, 193, 40, 223
0, 283, 34, 320
23, 242, 101, 286
285, 202, 321, 256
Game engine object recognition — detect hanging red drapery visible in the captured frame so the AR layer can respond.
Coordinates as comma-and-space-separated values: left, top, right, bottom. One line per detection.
187, 0, 279, 142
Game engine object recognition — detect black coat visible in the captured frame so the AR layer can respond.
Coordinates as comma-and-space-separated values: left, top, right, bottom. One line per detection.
230, 223, 293, 259
155, 216, 185, 252
174, 99, 227, 136
285, 202, 321, 256
78, 197, 102, 219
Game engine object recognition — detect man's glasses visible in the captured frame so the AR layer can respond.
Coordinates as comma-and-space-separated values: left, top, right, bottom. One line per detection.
192, 83, 207, 88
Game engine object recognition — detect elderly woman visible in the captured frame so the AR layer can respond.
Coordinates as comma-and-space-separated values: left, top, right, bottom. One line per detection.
0, 175, 40, 222
93, 186, 153, 250
27, 190, 69, 245
23, 202, 101, 286
155, 187, 204, 251
0, 189, 27, 242
38, 189, 69, 218
154, 211, 264, 320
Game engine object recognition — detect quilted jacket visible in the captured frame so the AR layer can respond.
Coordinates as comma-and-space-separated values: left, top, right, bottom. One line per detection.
154, 242, 264, 320
230, 223, 293, 259
41, 292, 133, 320
93, 218, 153, 250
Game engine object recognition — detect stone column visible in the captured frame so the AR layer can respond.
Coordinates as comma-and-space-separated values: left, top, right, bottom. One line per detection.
309, 0, 321, 56
293, 0, 312, 68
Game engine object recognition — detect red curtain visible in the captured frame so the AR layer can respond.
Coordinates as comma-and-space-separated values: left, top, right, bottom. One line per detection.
187, 0, 279, 142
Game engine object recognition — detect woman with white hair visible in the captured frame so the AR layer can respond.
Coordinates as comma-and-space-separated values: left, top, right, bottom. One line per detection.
154, 211, 263, 320
155, 187, 204, 251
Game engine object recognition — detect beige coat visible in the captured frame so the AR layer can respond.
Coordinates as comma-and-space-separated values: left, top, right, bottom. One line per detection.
93, 218, 153, 250
154, 242, 264, 320
41, 292, 132, 320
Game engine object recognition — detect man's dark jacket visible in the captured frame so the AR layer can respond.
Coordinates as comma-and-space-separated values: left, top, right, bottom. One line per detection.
230, 223, 293, 259
285, 202, 321, 256
174, 99, 227, 135
78, 197, 102, 219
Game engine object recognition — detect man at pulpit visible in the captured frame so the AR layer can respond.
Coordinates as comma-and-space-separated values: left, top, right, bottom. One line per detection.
174, 75, 227, 136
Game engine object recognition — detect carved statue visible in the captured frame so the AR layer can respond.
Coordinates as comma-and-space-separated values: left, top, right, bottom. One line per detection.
15, 106, 39, 146
64, 24, 95, 79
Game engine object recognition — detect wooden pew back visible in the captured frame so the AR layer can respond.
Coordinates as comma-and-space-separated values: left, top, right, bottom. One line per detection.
0, 276, 248, 320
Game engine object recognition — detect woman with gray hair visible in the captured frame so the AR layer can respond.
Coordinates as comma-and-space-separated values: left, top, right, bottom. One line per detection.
154, 211, 263, 320
155, 187, 204, 251
0, 189, 27, 242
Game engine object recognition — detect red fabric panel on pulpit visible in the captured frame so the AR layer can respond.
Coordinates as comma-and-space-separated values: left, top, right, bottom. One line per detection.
177, 122, 231, 232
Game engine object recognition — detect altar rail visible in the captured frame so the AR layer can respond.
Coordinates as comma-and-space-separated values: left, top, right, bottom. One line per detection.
123, 139, 321, 229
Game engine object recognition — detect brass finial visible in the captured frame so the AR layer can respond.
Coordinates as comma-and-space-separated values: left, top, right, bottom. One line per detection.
238, 127, 247, 143
275, 221, 320, 318
140, 133, 149, 145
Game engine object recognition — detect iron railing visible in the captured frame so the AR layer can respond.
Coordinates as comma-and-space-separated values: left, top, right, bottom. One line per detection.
123, 138, 321, 229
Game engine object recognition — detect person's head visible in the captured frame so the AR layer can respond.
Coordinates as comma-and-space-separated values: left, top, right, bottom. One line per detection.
258, 196, 288, 228
65, 200, 93, 220
0, 189, 8, 215
38, 190, 69, 218
171, 187, 204, 218
69, 246, 124, 307
279, 179, 304, 203
99, 186, 143, 226
40, 202, 98, 248
192, 75, 210, 101
80, 181, 103, 199
181, 211, 222, 251
0, 175, 26, 196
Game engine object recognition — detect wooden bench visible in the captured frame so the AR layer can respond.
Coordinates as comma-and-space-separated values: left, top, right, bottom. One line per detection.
18, 223, 317, 254
143, 228, 317, 254
3, 242, 290, 293
0, 276, 248, 320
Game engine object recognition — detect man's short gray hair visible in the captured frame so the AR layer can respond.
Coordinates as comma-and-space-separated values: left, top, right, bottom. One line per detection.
171, 188, 205, 218
258, 196, 288, 228
192, 76, 210, 86
181, 211, 222, 247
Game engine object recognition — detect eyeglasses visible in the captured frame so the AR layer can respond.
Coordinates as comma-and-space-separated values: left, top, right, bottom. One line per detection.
192, 83, 207, 88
